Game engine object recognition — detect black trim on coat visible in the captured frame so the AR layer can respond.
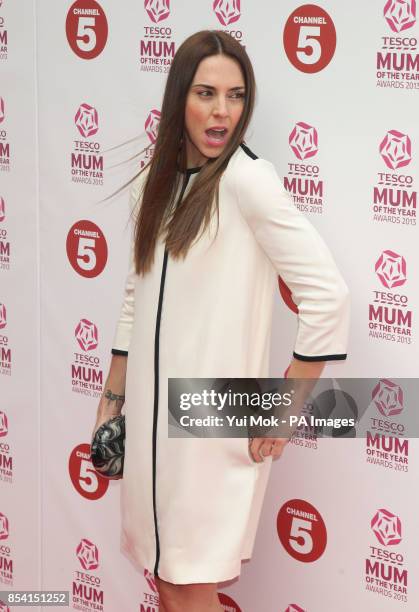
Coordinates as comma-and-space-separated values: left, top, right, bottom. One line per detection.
240, 141, 259, 160
178, 163, 204, 174
111, 348, 128, 356
152, 249, 168, 577
293, 351, 347, 362
152, 171, 193, 577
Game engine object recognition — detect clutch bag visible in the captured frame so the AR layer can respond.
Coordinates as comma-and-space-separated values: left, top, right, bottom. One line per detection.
90, 414, 125, 478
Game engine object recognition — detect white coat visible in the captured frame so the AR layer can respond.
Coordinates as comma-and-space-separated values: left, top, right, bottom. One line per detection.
111, 142, 350, 584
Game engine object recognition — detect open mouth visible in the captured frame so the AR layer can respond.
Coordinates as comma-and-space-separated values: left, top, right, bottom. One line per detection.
205, 128, 228, 141
205, 128, 228, 146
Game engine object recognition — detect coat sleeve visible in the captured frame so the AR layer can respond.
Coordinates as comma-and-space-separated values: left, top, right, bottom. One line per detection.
234, 157, 350, 362
110, 170, 147, 356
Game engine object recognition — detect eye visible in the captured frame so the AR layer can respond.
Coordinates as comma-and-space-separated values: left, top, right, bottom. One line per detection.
197, 90, 245, 99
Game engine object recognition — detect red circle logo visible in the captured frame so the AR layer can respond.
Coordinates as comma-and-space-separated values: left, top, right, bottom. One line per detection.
66, 0, 108, 60
218, 593, 242, 612
69, 443, 109, 499
277, 498, 327, 562
66, 219, 108, 278
283, 4, 336, 73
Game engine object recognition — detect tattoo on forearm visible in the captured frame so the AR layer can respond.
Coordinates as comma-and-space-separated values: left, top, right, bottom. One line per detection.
104, 389, 125, 403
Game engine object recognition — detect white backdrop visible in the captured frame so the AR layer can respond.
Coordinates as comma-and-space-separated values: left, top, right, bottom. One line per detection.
1, 1, 418, 611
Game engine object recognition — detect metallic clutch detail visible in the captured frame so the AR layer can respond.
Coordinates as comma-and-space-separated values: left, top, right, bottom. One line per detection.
90, 415, 125, 478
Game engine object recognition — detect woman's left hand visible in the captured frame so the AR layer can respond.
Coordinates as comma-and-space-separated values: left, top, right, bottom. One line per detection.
248, 437, 289, 463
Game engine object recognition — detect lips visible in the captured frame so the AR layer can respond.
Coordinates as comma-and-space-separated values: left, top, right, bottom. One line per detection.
204, 127, 228, 146
205, 127, 228, 139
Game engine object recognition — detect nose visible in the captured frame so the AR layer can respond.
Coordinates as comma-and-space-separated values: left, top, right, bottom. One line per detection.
212, 95, 229, 117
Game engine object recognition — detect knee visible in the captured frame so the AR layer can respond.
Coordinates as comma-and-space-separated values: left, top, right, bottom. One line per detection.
155, 576, 217, 610
156, 577, 192, 603
156, 580, 187, 611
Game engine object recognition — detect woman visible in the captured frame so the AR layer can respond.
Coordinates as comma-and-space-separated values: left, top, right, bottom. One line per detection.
92, 30, 350, 612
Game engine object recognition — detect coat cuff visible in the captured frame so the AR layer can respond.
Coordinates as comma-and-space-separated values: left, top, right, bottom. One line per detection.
293, 351, 347, 362
111, 321, 133, 355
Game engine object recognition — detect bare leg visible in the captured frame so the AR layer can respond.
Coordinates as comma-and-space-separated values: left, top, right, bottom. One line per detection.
155, 576, 224, 612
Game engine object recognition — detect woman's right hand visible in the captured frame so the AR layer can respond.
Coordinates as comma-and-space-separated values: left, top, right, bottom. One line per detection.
91, 386, 126, 441
90, 393, 125, 481
91, 405, 122, 441
91, 354, 127, 440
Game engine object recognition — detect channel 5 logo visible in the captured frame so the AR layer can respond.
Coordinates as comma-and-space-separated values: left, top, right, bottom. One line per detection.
66, 0, 108, 59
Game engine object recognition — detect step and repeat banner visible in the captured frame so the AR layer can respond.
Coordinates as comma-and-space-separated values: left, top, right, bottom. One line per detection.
1, 1, 419, 611
0, 0, 41, 604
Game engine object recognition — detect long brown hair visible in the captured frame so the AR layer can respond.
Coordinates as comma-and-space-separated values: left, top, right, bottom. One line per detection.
133, 30, 256, 275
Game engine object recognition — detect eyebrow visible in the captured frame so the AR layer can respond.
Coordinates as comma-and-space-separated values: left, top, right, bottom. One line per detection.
192, 83, 245, 91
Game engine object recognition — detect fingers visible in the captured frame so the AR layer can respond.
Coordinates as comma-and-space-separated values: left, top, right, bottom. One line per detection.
249, 438, 288, 463
91, 410, 120, 441
249, 439, 272, 463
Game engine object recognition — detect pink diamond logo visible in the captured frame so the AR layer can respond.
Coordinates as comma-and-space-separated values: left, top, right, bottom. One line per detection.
213, 0, 241, 25
76, 538, 99, 570
0, 197, 5, 222
384, 0, 416, 32
145, 109, 161, 144
0, 304, 6, 329
285, 606, 306, 612
145, 0, 170, 23
144, 568, 158, 593
0, 600, 10, 612
379, 130, 412, 170
375, 250, 407, 289
371, 509, 402, 546
0, 98, 4, 124
75, 103, 99, 139
289, 122, 318, 160
372, 379, 404, 417
75, 319, 98, 352
0, 411, 8, 437
0, 513, 9, 539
